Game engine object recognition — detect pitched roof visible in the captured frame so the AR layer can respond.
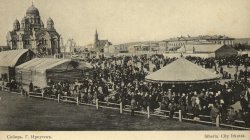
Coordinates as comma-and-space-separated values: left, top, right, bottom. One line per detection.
98, 40, 112, 46
177, 44, 224, 53
0, 49, 31, 67
145, 58, 220, 83
234, 38, 250, 45
16, 58, 71, 73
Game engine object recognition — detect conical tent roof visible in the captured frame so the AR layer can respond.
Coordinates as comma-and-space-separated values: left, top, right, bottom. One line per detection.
145, 58, 220, 83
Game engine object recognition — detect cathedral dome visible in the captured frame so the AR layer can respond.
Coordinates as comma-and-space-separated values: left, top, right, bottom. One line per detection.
21, 17, 28, 23
13, 19, 20, 31
26, 5, 40, 16
13, 19, 20, 25
47, 17, 54, 24
47, 17, 55, 30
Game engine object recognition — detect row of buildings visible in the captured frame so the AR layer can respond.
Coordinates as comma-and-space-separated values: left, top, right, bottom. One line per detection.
104, 35, 235, 54
60, 34, 240, 58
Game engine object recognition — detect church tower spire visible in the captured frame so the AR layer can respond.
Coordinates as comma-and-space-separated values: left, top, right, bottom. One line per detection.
94, 29, 99, 49
95, 29, 98, 42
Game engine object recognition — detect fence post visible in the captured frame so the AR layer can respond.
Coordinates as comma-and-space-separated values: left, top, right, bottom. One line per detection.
120, 102, 123, 114
96, 99, 99, 110
76, 97, 79, 105
58, 94, 60, 103
41, 92, 44, 98
216, 115, 220, 127
147, 106, 150, 119
179, 110, 182, 122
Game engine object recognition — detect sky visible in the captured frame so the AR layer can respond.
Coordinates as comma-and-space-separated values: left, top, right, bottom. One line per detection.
0, 0, 250, 46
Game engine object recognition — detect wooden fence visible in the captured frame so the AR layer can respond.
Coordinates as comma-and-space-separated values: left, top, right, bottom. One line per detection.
8, 91, 249, 130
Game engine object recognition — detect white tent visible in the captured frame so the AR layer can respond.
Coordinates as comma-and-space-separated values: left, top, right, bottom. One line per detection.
145, 58, 220, 84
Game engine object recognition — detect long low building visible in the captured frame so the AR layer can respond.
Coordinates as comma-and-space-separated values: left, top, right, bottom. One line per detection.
177, 44, 238, 58
0, 49, 36, 81
16, 58, 93, 88
159, 35, 234, 51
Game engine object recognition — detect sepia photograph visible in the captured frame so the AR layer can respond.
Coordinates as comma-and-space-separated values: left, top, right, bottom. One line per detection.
0, 0, 250, 139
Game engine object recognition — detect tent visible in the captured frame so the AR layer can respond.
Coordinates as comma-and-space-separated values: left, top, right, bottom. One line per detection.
16, 58, 92, 88
0, 49, 35, 81
145, 58, 220, 84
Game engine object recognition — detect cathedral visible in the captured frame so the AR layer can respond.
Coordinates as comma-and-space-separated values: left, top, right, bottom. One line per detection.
6, 4, 61, 55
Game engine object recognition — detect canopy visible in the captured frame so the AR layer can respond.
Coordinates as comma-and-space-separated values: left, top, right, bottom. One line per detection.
16, 58, 90, 88
145, 58, 220, 84
16, 58, 71, 73
0, 49, 33, 67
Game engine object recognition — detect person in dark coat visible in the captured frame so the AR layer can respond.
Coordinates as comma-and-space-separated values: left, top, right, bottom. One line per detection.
169, 100, 176, 119
29, 81, 34, 92
130, 93, 136, 116
227, 107, 236, 125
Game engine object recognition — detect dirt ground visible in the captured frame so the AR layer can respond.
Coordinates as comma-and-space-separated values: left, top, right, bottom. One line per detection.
0, 91, 222, 130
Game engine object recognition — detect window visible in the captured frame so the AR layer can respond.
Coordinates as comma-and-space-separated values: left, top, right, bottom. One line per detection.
24, 40, 30, 45
40, 38, 47, 45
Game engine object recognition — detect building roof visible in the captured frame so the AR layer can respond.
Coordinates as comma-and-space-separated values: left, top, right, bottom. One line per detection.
163, 35, 234, 42
145, 58, 220, 83
234, 38, 250, 45
0, 46, 10, 50
177, 44, 225, 53
0, 49, 31, 67
34, 29, 59, 39
98, 40, 112, 46
16, 58, 71, 73
118, 41, 159, 47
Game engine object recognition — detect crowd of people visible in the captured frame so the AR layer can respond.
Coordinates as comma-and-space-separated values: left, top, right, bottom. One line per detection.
25, 55, 250, 126
186, 56, 249, 81
4, 54, 249, 127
